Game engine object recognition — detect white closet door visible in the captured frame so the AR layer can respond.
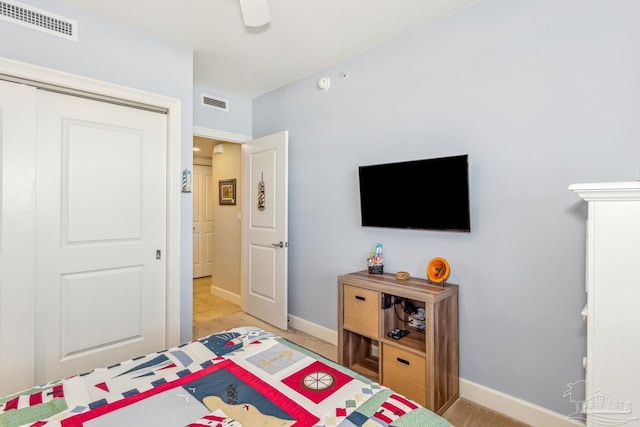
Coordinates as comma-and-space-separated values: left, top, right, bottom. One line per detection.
0, 81, 37, 395
193, 164, 213, 278
35, 90, 167, 383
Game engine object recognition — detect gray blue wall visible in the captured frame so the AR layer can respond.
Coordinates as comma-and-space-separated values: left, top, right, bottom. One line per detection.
194, 83, 252, 136
253, 0, 640, 416
0, 0, 195, 343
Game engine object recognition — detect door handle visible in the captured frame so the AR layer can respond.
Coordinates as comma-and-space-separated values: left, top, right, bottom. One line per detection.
271, 241, 286, 248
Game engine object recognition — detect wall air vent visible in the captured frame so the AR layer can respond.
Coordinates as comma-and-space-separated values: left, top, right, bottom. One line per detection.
201, 94, 229, 112
0, 0, 77, 41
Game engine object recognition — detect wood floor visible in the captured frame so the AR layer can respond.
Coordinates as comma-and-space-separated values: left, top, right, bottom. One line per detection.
192, 277, 530, 427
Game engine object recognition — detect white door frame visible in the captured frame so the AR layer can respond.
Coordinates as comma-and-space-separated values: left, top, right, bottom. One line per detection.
194, 126, 251, 144
0, 57, 182, 346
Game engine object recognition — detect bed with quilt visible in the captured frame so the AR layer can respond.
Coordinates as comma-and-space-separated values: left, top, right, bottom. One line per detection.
0, 326, 451, 427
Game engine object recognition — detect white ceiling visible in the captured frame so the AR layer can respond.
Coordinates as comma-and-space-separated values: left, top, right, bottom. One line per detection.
59, 0, 480, 98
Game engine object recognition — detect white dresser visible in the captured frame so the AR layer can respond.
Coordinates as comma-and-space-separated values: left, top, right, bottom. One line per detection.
570, 182, 640, 426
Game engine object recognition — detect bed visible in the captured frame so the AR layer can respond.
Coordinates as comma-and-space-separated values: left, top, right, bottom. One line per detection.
0, 326, 452, 426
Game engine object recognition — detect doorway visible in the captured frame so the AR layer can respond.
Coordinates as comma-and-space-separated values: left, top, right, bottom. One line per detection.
192, 135, 243, 335
190, 129, 289, 333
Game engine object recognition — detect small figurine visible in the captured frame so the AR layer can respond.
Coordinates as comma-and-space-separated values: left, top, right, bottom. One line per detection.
367, 243, 384, 274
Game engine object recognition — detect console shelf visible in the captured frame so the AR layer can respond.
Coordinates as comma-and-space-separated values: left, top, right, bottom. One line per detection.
337, 270, 459, 415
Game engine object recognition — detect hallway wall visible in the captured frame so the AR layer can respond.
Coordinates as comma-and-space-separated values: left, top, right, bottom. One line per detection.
211, 143, 242, 299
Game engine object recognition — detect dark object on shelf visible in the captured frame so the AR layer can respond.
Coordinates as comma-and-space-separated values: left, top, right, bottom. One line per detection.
368, 264, 383, 274
402, 299, 418, 314
388, 328, 410, 340
382, 293, 393, 309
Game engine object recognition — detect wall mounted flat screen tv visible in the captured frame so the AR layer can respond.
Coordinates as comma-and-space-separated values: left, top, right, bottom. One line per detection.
358, 154, 470, 232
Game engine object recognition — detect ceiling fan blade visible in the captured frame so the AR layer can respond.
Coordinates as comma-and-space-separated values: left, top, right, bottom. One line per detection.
239, 0, 271, 27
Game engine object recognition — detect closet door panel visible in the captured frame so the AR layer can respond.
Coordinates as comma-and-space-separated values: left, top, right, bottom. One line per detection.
65, 122, 144, 242
35, 91, 167, 383
0, 81, 37, 395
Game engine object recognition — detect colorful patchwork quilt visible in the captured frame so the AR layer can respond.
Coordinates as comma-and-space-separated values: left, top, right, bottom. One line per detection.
0, 327, 451, 427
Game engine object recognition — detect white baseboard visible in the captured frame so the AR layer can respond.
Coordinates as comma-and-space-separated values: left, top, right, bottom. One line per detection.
460, 378, 584, 427
209, 285, 241, 306
287, 314, 338, 346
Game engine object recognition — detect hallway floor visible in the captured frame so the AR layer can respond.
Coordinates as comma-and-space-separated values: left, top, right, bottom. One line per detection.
192, 276, 241, 335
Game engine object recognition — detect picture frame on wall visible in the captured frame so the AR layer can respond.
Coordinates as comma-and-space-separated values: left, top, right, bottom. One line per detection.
219, 179, 236, 205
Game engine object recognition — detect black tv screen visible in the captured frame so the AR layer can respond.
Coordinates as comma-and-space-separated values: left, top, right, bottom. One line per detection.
358, 155, 470, 232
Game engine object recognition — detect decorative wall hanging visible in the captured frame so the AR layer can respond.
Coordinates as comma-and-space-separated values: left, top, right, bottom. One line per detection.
257, 172, 266, 211
219, 179, 236, 205
181, 169, 192, 193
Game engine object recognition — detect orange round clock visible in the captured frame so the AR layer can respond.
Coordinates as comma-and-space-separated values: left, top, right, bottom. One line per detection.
427, 257, 450, 283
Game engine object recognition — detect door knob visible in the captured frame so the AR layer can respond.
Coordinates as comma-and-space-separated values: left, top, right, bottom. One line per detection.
271, 241, 285, 248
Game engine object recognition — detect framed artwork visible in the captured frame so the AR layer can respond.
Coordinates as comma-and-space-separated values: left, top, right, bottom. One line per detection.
219, 179, 236, 205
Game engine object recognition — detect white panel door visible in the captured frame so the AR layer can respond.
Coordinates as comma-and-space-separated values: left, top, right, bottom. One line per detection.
0, 81, 37, 395
242, 131, 288, 330
193, 165, 214, 278
35, 90, 167, 383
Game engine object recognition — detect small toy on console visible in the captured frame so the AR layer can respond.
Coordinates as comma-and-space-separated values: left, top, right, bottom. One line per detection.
367, 243, 384, 274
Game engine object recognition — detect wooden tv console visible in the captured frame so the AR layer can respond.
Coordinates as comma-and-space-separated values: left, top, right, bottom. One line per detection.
337, 270, 459, 414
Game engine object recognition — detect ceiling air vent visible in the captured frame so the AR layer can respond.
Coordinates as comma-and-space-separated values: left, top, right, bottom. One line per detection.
0, 0, 77, 41
201, 94, 229, 112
